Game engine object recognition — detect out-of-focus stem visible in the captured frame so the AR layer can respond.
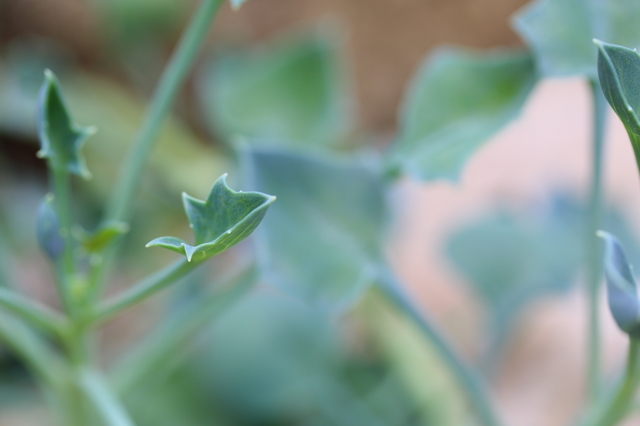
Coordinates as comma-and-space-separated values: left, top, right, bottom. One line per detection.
586, 79, 607, 401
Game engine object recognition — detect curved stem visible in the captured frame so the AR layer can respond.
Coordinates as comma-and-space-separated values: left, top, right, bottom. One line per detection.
0, 312, 67, 389
104, 0, 224, 224
89, 0, 225, 303
92, 259, 200, 323
586, 79, 608, 401
113, 264, 257, 394
585, 339, 640, 426
0, 287, 66, 336
79, 368, 136, 426
377, 272, 502, 426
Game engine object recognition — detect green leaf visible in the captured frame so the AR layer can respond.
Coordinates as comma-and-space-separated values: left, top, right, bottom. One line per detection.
598, 231, 640, 338
197, 32, 350, 148
147, 174, 275, 262
595, 40, 640, 171
245, 149, 387, 310
391, 48, 536, 181
512, 0, 640, 78
36, 193, 64, 260
37, 69, 95, 178
76, 221, 130, 253
446, 194, 584, 344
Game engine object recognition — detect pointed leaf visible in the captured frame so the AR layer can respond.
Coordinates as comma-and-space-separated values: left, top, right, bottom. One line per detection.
36, 193, 64, 260
245, 149, 387, 310
37, 70, 95, 178
197, 32, 350, 148
77, 221, 130, 253
595, 40, 640, 172
598, 231, 640, 338
147, 174, 275, 262
391, 48, 536, 181
512, 0, 640, 78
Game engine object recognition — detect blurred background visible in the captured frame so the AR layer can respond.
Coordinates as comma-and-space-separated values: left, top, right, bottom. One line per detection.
3, 0, 640, 425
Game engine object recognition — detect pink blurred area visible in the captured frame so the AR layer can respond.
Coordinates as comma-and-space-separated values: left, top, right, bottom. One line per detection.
390, 78, 640, 426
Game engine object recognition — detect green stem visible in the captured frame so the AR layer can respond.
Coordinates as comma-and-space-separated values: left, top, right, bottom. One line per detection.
92, 259, 200, 322
0, 226, 14, 289
113, 264, 257, 394
585, 339, 640, 426
377, 272, 501, 426
0, 311, 67, 389
89, 0, 225, 303
105, 0, 224, 224
50, 167, 76, 314
586, 80, 608, 401
0, 287, 66, 336
79, 368, 136, 426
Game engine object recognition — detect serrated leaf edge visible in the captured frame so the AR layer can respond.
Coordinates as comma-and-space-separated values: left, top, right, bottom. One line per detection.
146, 174, 276, 262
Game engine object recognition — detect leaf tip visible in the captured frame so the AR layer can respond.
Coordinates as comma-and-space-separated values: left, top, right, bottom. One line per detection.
183, 244, 197, 262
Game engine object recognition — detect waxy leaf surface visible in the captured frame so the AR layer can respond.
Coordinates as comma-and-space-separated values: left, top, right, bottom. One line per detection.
513, 0, 640, 78
37, 70, 94, 178
599, 231, 640, 338
595, 40, 640, 171
198, 33, 350, 147
147, 174, 275, 262
245, 149, 387, 310
392, 48, 536, 181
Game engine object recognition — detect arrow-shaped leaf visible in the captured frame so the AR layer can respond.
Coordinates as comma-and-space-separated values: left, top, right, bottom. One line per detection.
512, 0, 640, 78
390, 48, 536, 181
598, 231, 640, 338
37, 70, 95, 178
198, 31, 349, 148
147, 174, 275, 262
595, 40, 640, 172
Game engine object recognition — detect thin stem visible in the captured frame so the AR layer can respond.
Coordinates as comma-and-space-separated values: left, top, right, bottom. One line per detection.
105, 0, 224, 224
584, 339, 640, 426
0, 312, 67, 389
89, 0, 225, 303
50, 167, 76, 314
0, 226, 14, 289
79, 368, 136, 426
586, 80, 608, 401
0, 287, 66, 336
92, 259, 199, 322
114, 264, 257, 394
377, 272, 502, 426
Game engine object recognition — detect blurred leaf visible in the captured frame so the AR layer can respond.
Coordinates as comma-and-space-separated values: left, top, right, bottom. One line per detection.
195, 291, 343, 419
391, 48, 536, 181
595, 40, 640, 172
76, 221, 130, 254
198, 31, 351, 148
37, 70, 95, 178
147, 174, 275, 262
599, 231, 640, 338
36, 194, 63, 261
98, 0, 186, 43
446, 195, 583, 336
513, 0, 640, 78
245, 149, 387, 310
